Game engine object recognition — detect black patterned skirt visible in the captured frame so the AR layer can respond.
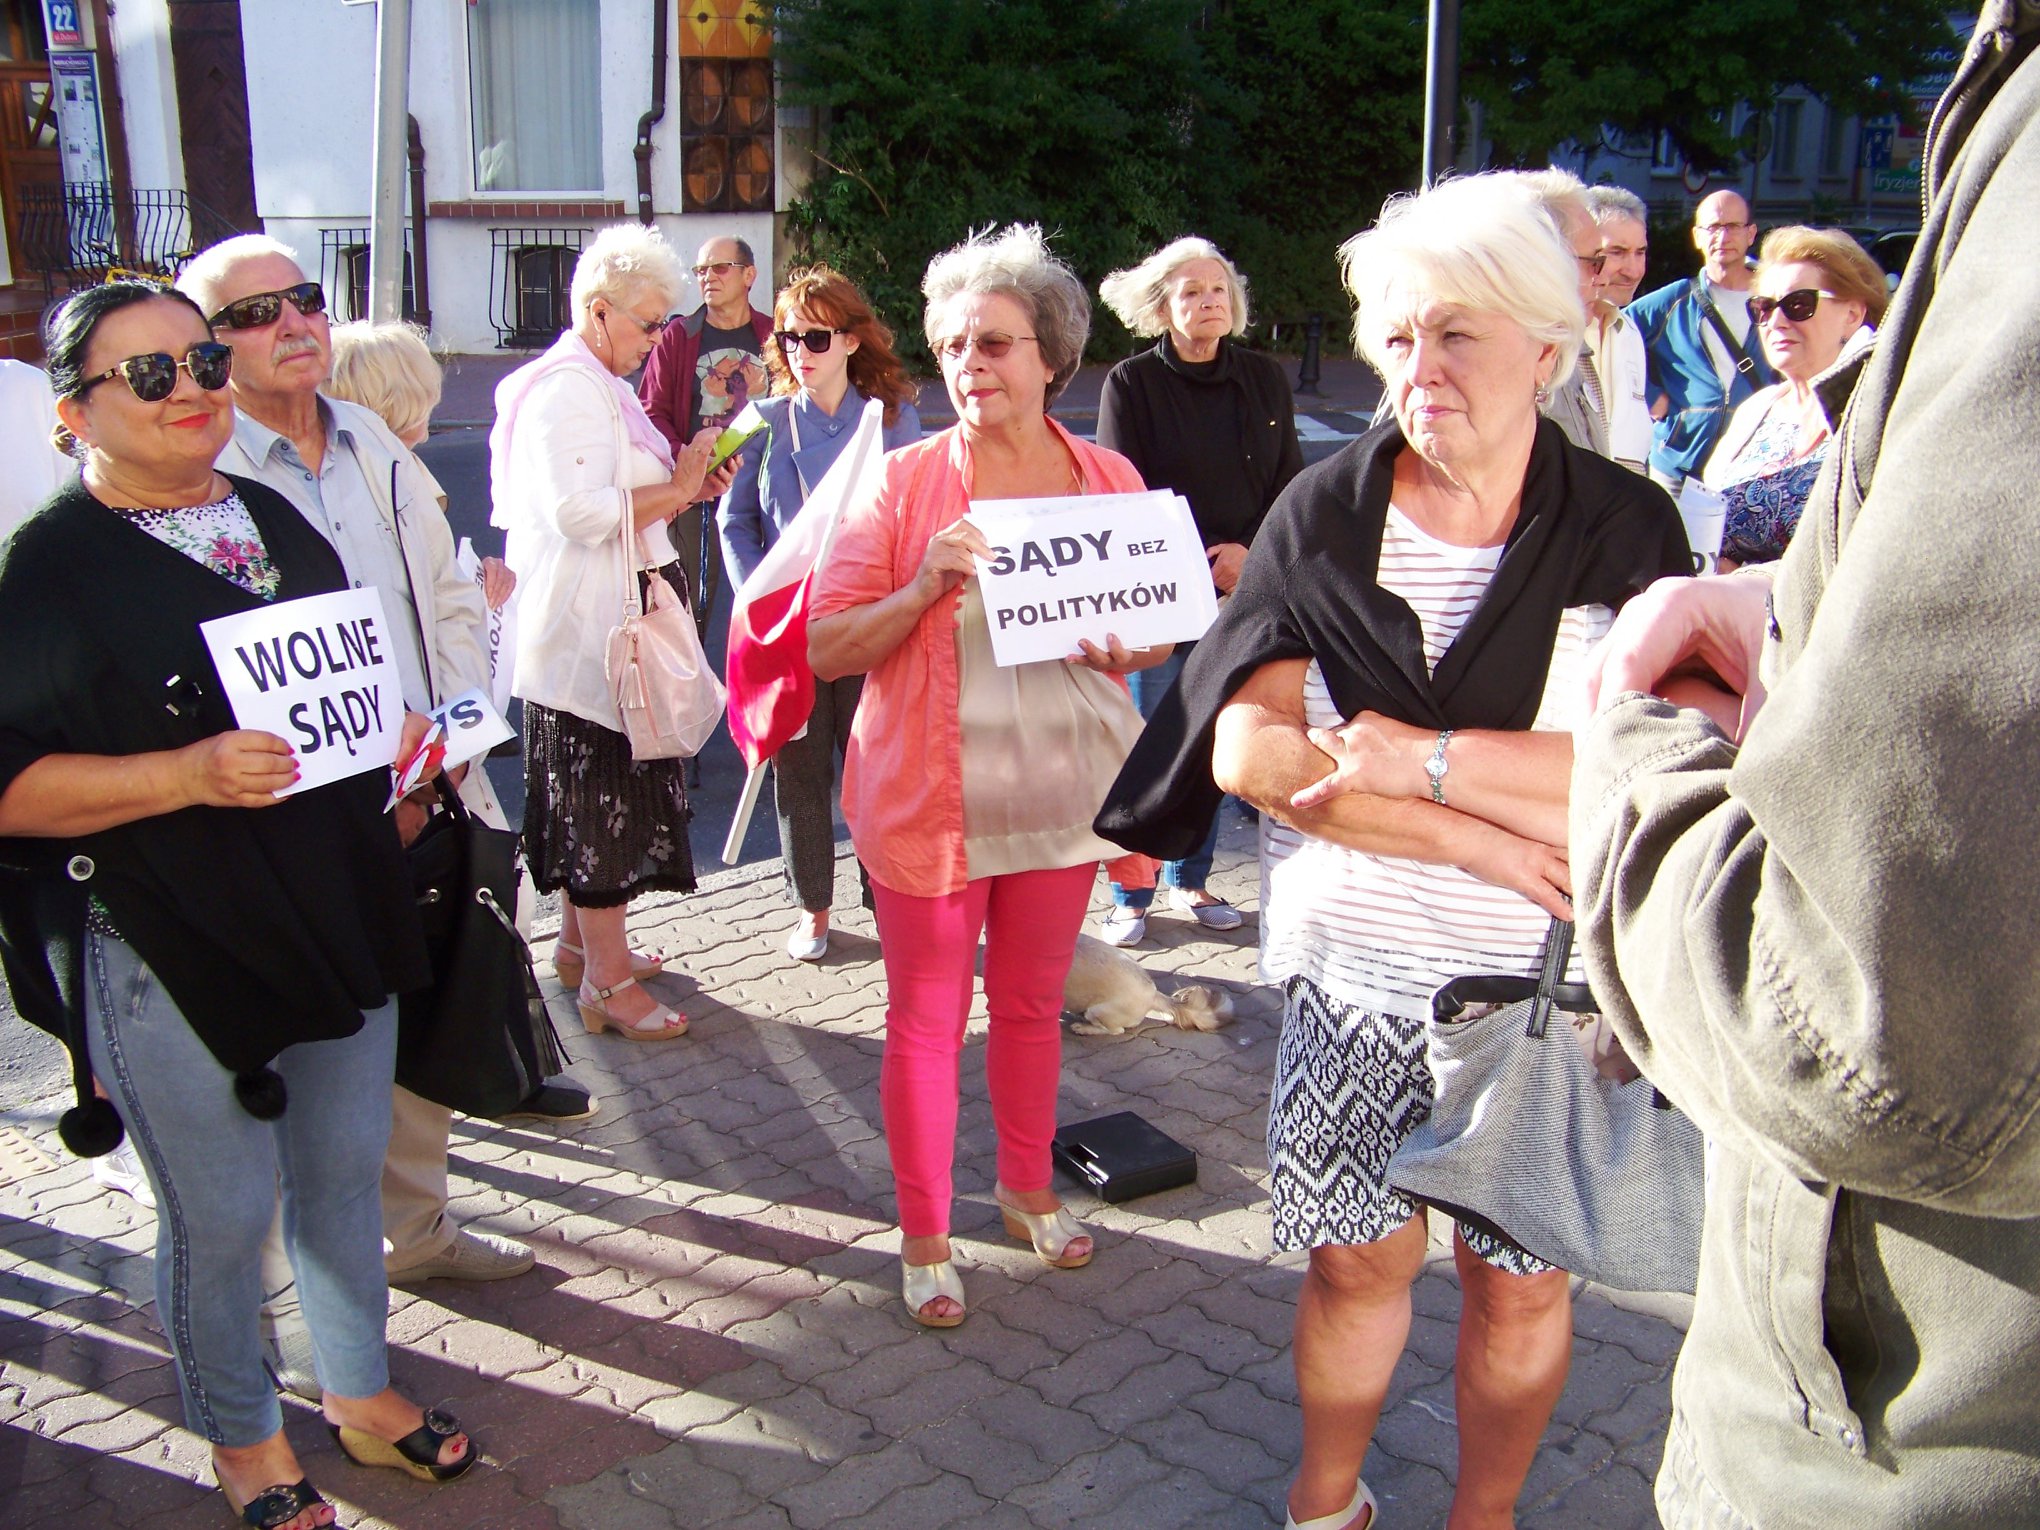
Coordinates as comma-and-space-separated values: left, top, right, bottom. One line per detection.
522, 701, 696, 909
1267, 975, 1550, 1274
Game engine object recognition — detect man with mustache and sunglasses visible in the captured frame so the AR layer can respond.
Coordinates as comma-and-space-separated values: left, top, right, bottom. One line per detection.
638, 235, 773, 649
176, 235, 574, 1390
1627, 188, 1775, 492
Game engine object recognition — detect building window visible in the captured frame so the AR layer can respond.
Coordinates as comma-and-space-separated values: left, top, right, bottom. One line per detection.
1650, 130, 1681, 177
489, 227, 588, 348
1819, 108, 1850, 179
320, 228, 415, 323
468, 0, 602, 193
680, 0, 774, 213
1770, 99, 1804, 179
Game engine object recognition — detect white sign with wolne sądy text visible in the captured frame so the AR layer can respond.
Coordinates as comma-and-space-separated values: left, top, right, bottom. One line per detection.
200, 588, 402, 795
968, 491, 1218, 667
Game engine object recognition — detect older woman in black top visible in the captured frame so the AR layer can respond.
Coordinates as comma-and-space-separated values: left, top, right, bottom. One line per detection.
0, 284, 474, 1529
1093, 237, 1302, 945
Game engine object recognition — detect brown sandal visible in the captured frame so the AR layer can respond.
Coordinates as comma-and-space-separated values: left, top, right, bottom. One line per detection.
577, 976, 688, 1041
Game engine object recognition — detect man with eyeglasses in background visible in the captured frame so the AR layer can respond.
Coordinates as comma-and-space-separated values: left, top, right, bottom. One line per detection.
175, 235, 586, 1392
1627, 189, 1773, 491
1583, 185, 1654, 476
640, 235, 774, 650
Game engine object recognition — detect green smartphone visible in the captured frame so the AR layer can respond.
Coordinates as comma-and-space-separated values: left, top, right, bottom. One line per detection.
708, 404, 769, 473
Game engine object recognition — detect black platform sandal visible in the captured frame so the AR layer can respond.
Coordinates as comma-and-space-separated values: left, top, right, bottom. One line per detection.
328, 1408, 476, 1482
221, 1477, 337, 1528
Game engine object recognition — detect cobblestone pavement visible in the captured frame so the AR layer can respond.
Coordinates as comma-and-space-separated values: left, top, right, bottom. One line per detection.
1, 817, 1688, 1528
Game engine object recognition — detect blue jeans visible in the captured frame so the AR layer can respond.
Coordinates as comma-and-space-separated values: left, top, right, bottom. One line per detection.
1112, 647, 1222, 910
84, 933, 396, 1445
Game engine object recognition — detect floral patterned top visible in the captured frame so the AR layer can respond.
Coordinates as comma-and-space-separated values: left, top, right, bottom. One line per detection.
111, 491, 281, 601
1713, 398, 1827, 566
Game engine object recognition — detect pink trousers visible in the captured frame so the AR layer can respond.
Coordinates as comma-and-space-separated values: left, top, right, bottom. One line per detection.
871, 863, 1096, 1237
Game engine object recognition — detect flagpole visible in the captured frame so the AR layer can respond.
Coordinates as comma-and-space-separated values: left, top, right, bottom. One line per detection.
722, 758, 771, 865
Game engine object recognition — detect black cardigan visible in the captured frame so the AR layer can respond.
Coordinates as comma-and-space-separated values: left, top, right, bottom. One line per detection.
1095, 419, 1694, 859
0, 475, 429, 1079
1095, 336, 1304, 550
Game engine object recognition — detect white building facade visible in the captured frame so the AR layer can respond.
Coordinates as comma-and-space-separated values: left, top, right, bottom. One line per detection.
9, 0, 788, 354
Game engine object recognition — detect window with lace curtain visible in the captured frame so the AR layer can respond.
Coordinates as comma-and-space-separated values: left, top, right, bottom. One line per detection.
468, 0, 602, 193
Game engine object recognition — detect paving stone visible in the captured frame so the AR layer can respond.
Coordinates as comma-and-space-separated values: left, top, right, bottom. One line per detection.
0, 834, 1679, 1528
775, 1443, 940, 1529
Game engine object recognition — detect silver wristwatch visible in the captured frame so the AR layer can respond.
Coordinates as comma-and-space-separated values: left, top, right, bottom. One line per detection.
1425, 729, 1454, 805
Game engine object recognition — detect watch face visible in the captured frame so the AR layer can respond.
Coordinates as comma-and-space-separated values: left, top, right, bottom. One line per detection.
1426, 754, 1446, 780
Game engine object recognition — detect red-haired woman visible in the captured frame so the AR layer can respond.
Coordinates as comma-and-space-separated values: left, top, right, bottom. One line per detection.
719, 265, 921, 962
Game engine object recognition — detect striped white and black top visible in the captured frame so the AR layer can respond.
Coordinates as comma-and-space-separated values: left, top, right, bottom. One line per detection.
1258, 504, 1609, 1019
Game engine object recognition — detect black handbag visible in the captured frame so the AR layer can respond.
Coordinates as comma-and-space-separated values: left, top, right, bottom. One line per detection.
1052, 1111, 1198, 1203
1386, 918, 1705, 1294
396, 778, 565, 1117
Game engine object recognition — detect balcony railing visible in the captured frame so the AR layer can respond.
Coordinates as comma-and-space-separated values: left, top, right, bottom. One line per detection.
15, 184, 247, 291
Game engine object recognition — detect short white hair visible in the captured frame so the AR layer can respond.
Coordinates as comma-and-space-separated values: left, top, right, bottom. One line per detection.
570, 223, 687, 326
1584, 185, 1649, 228
1339, 172, 1584, 389
1098, 236, 1251, 338
176, 234, 305, 318
1512, 167, 1596, 246
922, 223, 1090, 405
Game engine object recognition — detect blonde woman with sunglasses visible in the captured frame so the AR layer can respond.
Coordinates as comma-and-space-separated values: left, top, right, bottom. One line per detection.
1701, 226, 1885, 568
719, 265, 921, 962
489, 223, 737, 1042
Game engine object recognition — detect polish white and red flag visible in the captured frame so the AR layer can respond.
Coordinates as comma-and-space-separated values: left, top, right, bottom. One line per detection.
719, 399, 887, 860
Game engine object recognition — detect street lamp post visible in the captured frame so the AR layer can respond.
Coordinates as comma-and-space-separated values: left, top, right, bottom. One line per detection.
368, 0, 412, 323
1422, 0, 1460, 188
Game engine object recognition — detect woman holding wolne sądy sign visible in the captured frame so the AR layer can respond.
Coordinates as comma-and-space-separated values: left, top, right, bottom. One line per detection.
0, 282, 475, 1529
808, 224, 1166, 1329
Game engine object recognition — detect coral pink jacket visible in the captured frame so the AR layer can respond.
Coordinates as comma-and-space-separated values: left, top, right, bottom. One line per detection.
812, 420, 1147, 897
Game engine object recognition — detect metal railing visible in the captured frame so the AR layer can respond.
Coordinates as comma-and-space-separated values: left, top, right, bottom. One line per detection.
15, 184, 246, 292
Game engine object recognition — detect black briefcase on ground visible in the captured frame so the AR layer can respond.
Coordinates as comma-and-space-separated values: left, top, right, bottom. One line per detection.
1051, 1112, 1197, 1203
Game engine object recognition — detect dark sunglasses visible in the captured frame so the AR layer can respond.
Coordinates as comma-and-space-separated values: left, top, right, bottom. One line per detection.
1749, 288, 1838, 324
208, 281, 327, 331
602, 303, 673, 340
934, 332, 1037, 362
79, 341, 234, 402
1575, 251, 1608, 274
776, 327, 845, 355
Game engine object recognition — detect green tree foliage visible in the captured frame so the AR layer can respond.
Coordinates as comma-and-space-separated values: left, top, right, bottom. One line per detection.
771, 0, 1960, 363
1460, 0, 1963, 171
771, 0, 1209, 367
1190, 0, 1424, 326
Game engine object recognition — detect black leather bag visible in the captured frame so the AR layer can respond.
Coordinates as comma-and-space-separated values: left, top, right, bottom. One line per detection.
1052, 1111, 1197, 1203
396, 780, 564, 1117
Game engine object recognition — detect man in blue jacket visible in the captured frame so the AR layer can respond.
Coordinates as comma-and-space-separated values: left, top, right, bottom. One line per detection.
1625, 190, 1773, 488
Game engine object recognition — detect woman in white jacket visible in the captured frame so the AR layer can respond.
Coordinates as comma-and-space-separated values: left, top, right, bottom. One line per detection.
489, 225, 728, 1041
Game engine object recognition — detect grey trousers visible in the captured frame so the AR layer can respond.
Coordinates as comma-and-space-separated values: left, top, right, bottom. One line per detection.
774, 672, 862, 912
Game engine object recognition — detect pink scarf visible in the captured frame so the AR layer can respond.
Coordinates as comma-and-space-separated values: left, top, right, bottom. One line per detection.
488, 330, 674, 528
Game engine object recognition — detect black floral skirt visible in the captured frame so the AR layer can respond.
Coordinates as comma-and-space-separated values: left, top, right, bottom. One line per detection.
523, 701, 696, 909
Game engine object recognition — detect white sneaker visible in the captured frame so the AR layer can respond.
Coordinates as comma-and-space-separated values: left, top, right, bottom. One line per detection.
1168, 888, 1244, 931
1099, 907, 1148, 947
92, 1139, 155, 1210
786, 922, 829, 962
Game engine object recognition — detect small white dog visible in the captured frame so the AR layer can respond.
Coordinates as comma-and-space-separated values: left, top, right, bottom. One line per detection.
1063, 934, 1235, 1037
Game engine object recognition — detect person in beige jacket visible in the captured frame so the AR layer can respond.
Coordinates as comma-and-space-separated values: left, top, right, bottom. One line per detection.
177, 239, 566, 1400
1570, 6, 2040, 1523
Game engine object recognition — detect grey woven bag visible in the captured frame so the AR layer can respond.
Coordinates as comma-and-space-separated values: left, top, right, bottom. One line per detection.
1387, 918, 1705, 1294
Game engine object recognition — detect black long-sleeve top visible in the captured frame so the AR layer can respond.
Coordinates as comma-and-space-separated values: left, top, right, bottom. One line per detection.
1094, 335, 1304, 550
